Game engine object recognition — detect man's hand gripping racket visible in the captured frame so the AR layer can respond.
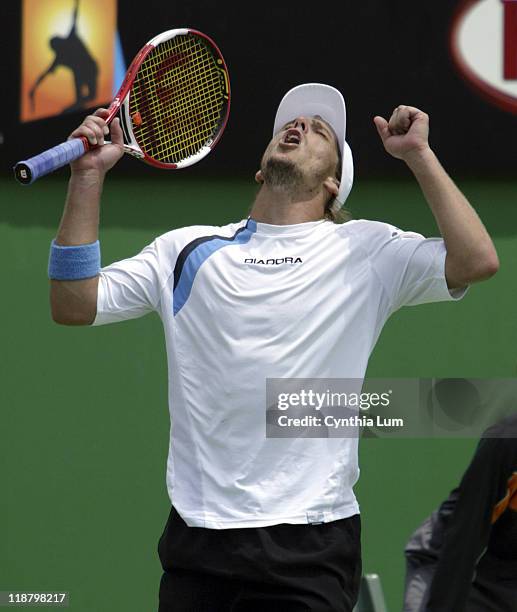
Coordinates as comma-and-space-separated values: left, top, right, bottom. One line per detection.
14, 28, 230, 185
67, 109, 124, 175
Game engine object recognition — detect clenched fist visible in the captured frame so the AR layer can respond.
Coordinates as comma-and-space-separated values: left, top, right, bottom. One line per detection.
374, 105, 430, 163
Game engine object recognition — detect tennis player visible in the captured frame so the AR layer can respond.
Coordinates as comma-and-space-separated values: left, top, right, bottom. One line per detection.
49, 83, 499, 611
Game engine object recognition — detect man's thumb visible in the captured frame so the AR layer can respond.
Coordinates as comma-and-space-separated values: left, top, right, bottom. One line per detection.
373, 116, 389, 141
110, 117, 124, 146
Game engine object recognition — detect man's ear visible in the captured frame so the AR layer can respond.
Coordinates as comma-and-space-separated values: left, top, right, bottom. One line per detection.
255, 170, 264, 184
323, 177, 339, 198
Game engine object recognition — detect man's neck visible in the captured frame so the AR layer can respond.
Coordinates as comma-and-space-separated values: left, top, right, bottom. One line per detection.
249, 184, 325, 225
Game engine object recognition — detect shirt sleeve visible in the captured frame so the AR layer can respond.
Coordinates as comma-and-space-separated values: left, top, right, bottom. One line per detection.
92, 239, 166, 326
366, 223, 468, 313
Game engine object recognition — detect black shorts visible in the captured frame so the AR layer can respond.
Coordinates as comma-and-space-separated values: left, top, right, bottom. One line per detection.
157, 506, 362, 612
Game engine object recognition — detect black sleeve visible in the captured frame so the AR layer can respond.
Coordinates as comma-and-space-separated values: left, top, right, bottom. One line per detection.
403, 491, 459, 612
425, 425, 517, 612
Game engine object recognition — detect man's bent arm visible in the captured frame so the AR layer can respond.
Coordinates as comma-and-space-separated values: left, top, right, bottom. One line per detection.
50, 109, 123, 325
50, 170, 103, 325
374, 106, 499, 289
405, 148, 499, 289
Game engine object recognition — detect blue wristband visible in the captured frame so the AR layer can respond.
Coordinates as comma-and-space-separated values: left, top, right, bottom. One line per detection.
48, 239, 101, 280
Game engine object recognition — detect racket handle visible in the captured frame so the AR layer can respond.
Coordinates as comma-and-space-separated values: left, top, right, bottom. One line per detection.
13, 137, 89, 185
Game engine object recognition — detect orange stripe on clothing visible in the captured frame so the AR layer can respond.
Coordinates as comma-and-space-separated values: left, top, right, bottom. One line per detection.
492, 472, 517, 523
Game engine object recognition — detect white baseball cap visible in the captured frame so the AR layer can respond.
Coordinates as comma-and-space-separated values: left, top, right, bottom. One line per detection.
273, 83, 354, 207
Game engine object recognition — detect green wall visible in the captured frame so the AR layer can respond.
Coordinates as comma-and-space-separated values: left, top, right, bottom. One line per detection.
2, 175, 516, 610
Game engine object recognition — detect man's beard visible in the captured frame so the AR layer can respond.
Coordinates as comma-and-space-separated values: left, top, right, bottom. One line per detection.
261, 156, 305, 196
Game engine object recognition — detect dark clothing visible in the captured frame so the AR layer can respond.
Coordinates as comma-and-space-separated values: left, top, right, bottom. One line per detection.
158, 505, 362, 611
404, 414, 517, 612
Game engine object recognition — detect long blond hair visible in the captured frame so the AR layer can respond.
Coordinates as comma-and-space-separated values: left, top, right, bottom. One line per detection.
324, 200, 352, 223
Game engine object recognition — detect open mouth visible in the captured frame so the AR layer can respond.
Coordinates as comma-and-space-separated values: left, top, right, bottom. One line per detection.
281, 128, 302, 147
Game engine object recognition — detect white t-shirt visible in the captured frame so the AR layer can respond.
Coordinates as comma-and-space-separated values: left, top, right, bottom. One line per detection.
93, 218, 466, 528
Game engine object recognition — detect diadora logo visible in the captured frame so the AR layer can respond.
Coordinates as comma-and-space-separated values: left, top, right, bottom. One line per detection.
244, 257, 303, 265
450, 0, 517, 114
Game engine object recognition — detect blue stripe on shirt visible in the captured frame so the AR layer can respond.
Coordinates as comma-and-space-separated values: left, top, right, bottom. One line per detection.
173, 219, 257, 316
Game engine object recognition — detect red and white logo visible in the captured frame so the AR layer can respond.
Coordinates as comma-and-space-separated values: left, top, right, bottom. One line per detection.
450, 0, 517, 113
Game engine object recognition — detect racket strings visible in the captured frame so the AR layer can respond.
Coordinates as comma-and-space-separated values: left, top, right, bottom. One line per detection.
129, 34, 228, 163
133, 39, 213, 152
144, 59, 221, 149
132, 36, 220, 158
152, 47, 223, 158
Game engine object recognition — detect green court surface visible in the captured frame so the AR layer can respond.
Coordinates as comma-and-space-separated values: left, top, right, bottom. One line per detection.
2, 174, 516, 611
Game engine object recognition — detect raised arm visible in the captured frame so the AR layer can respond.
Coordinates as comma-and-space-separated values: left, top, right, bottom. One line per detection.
70, 0, 79, 34
374, 106, 499, 289
50, 108, 123, 325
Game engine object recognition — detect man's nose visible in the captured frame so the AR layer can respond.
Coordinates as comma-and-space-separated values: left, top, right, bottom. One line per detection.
293, 117, 309, 133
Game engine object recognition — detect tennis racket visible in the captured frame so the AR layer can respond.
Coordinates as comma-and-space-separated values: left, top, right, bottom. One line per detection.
14, 28, 230, 185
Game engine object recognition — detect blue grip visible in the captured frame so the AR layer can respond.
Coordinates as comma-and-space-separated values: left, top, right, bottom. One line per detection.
14, 138, 87, 185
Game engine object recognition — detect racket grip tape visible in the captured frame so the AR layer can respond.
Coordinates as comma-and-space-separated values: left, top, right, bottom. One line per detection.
14, 137, 89, 185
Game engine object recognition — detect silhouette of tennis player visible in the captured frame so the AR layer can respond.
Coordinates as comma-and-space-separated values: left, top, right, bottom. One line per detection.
29, 0, 98, 113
